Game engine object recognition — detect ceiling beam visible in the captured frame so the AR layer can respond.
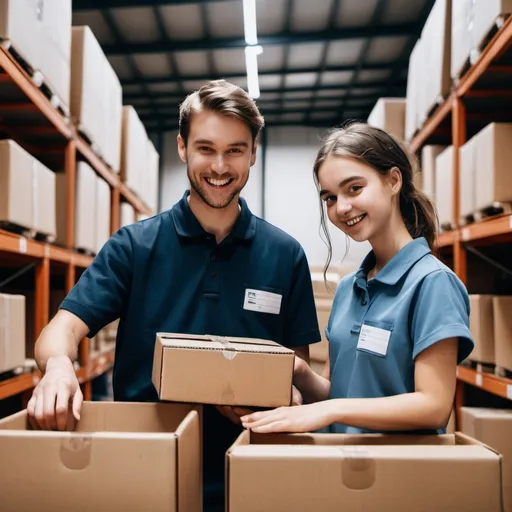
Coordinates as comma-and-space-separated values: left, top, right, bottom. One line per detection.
73, 0, 235, 10
103, 23, 417, 55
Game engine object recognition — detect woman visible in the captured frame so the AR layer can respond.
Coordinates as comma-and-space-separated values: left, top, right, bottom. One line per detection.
242, 123, 473, 435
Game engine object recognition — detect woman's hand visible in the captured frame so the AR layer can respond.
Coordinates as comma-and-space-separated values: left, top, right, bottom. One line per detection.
240, 401, 335, 433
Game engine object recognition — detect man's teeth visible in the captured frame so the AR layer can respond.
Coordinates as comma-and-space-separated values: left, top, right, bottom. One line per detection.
206, 178, 231, 186
346, 214, 365, 226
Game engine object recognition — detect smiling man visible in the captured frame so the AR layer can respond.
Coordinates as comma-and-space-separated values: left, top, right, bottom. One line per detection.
28, 80, 321, 511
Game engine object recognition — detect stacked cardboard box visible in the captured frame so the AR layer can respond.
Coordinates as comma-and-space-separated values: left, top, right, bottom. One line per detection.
0, 0, 71, 110
435, 146, 455, 229
367, 98, 406, 142
462, 407, 512, 512
120, 202, 136, 228
0, 140, 56, 238
459, 136, 477, 221
0, 293, 25, 373
419, 145, 446, 201
71, 26, 122, 172
95, 175, 111, 254
0, 402, 202, 511
146, 139, 160, 213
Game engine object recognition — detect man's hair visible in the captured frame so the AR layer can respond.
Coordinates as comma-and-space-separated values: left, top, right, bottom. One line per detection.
178, 80, 265, 146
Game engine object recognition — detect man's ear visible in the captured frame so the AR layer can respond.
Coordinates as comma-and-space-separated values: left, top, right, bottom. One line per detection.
389, 166, 403, 196
250, 143, 257, 167
177, 134, 187, 164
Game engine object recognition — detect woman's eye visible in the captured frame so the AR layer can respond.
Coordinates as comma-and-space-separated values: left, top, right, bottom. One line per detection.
349, 185, 362, 194
323, 195, 336, 204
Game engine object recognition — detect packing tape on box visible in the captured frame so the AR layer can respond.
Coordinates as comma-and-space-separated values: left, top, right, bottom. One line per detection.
60, 435, 92, 470
339, 447, 376, 490
208, 335, 238, 361
1, 295, 9, 368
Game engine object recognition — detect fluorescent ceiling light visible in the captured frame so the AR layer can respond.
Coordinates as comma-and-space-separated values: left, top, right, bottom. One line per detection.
245, 45, 263, 99
243, 0, 258, 45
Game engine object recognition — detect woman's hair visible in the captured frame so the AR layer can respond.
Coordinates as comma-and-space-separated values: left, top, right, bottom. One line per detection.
313, 122, 438, 274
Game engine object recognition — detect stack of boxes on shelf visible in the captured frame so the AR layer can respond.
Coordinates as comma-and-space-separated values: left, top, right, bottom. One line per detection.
0, 294, 25, 374
90, 319, 119, 358
367, 98, 406, 142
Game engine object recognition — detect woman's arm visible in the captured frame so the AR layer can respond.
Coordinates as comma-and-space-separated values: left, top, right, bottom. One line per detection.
241, 338, 457, 433
293, 355, 331, 403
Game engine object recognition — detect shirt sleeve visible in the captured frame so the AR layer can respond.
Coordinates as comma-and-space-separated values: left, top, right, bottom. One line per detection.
410, 269, 474, 363
282, 246, 321, 348
59, 227, 134, 338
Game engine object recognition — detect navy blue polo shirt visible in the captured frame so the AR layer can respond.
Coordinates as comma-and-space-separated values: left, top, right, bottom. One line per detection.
60, 191, 320, 506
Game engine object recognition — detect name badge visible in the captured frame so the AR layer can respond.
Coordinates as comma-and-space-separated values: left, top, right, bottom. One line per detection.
243, 288, 282, 315
357, 323, 391, 356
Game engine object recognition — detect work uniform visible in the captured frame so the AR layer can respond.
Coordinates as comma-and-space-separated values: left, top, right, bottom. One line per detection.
61, 191, 321, 510
327, 237, 474, 434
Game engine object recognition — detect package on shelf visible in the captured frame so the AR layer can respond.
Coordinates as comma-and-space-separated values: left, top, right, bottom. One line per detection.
56, 161, 96, 253
459, 135, 477, 220
95, 175, 111, 254
492, 296, 512, 372
120, 202, 136, 227
0, 0, 71, 110
146, 138, 160, 213
311, 297, 332, 363
121, 105, 149, 198
421, 0, 452, 120
452, 0, 512, 79
435, 146, 455, 229
226, 431, 502, 512
153, 333, 294, 407
420, 145, 446, 202
71, 26, 122, 172
367, 98, 406, 142
405, 38, 424, 141
0, 293, 25, 373
474, 123, 512, 211
0, 140, 56, 237
468, 295, 495, 365
0, 402, 202, 512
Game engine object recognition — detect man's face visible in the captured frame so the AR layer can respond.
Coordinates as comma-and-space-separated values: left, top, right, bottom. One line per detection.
178, 109, 257, 209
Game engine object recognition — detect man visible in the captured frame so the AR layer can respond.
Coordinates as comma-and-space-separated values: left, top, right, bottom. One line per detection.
28, 80, 321, 511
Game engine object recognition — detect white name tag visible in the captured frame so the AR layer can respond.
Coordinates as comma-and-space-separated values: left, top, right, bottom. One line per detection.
243, 288, 282, 315
357, 324, 391, 356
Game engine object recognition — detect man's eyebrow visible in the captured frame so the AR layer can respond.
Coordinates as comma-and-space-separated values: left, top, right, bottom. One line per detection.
192, 139, 249, 148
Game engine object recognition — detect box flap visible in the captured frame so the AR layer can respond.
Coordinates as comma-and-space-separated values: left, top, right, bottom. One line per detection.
158, 333, 287, 351
152, 334, 164, 396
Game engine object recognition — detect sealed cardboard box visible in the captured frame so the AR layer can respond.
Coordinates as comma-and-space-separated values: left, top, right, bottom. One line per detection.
95, 175, 111, 254
468, 295, 495, 365
462, 407, 512, 512
146, 138, 160, 213
421, 145, 446, 200
311, 271, 339, 299
227, 431, 502, 512
0, 401, 201, 512
121, 202, 136, 227
102, 60, 123, 173
122, 106, 148, 196
435, 146, 454, 229
311, 297, 332, 363
475, 123, 512, 210
367, 98, 406, 141
459, 136, 477, 220
405, 39, 423, 141
153, 333, 294, 407
0, 294, 25, 373
492, 296, 512, 371
34, 160, 56, 238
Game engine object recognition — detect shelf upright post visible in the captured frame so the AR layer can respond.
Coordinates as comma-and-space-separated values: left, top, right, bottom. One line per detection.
111, 186, 120, 235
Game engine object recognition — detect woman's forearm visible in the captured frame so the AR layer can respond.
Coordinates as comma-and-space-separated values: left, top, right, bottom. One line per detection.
294, 363, 331, 403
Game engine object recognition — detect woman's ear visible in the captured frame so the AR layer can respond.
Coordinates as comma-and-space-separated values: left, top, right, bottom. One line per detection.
389, 166, 403, 196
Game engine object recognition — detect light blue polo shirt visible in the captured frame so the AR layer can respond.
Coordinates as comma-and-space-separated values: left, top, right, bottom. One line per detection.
326, 237, 474, 434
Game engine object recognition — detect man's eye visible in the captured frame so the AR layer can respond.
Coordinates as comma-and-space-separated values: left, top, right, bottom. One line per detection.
199, 146, 213, 152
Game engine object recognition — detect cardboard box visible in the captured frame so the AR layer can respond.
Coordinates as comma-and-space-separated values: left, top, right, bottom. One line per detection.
475, 123, 512, 210
367, 98, 406, 141
152, 333, 295, 407
226, 431, 502, 512
311, 297, 332, 363
421, 145, 446, 201
95, 175, 111, 254
0, 401, 202, 512
459, 135, 477, 219
102, 59, 123, 173
146, 138, 160, 213
0, 294, 25, 373
405, 39, 423, 141
34, 160, 56, 238
435, 146, 455, 228
120, 202, 136, 227
56, 162, 97, 252
492, 296, 512, 371
0, 0, 71, 109
468, 295, 495, 364
462, 407, 512, 512
311, 271, 340, 299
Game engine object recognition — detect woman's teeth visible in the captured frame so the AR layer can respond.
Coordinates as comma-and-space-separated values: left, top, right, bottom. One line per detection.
206, 177, 231, 187
346, 214, 365, 227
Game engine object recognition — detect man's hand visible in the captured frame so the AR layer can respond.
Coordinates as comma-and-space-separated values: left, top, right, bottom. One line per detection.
27, 355, 83, 431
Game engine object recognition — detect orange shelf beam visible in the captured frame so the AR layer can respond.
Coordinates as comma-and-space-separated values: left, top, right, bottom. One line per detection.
437, 230, 456, 248
0, 229, 45, 259
75, 136, 118, 188
457, 366, 512, 401
119, 183, 152, 216
460, 214, 512, 242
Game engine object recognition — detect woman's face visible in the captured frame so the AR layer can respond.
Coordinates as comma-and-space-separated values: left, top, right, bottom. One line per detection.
317, 154, 400, 243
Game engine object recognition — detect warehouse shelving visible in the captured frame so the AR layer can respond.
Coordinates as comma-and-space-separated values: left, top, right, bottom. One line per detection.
0, 43, 150, 404
408, 15, 512, 424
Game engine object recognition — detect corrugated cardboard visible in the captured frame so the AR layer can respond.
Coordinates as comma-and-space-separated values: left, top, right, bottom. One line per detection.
475, 123, 512, 210
95, 175, 111, 254
421, 145, 446, 201
102, 59, 123, 173
0, 140, 33, 230
34, 160, 56, 238
0, 294, 25, 373
468, 295, 495, 364
153, 333, 295, 407
146, 138, 160, 212
120, 202, 136, 227
122, 106, 148, 196
462, 407, 512, 512
367, 98, 406, 141
0, 1, 71, 109
0, 401, 202, 512
492, 296, 512, 371
311, 297, 332, 363
435, 146, 455, 228
459, 136, 477, 219
405, 39, 423, 141
227, 431, 502, 512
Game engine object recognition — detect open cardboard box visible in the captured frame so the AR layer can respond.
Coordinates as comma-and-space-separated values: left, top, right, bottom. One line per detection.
152, 332, 295, 408
226, 431, 503, 511
0, 401, 202, 512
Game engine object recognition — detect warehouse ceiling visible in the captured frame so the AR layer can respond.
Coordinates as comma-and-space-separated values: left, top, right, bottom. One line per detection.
72, 0, 435, 134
